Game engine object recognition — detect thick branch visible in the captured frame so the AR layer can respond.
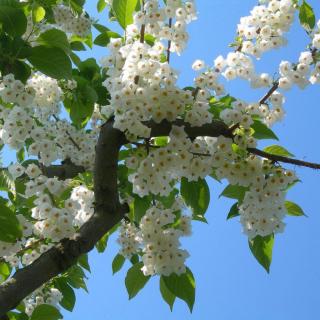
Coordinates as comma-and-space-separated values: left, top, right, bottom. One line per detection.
248, 148, 320, 169
0, 120, 127, 316
42, 162, 85, 179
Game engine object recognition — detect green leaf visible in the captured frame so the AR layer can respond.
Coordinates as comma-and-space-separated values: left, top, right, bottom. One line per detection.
220, 184, 248, 202
125, 262, 150, 299
0, 169, 16, 194
28, 46, 72, 80
299, 0, 315, 30
263, 145, 294, 157
226, 202, 240, 220
112, 253, 125, 274
0, 203, 22, 242
285, 201, 305, 217
162, 267, 195, 312
93, 23, 109, 33
70, 41, 86, 51
153, 136, 169, 147
78, 254, 91, 272
0, 6, 27, 36
133, 195, 150, 223
180, 178, 210, 217
160, 277, 176, 311
0, 261, 11, 283
64, 76, 97, 128
66, 266, 88, 292
251, 120, 278, 140
112, 0, 139, 29
37, 29, 70, 54
94, 30, 121, 47
11, 60, 31, 83
30, 304, 62, 320
32, 5, 45, 23
249, 234, 274, 273
54, 278, 76, 312
96, 233, 108, 253
97, 0, 107, 12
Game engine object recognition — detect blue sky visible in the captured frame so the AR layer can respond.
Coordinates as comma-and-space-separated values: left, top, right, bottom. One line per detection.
60, 1, 320, 319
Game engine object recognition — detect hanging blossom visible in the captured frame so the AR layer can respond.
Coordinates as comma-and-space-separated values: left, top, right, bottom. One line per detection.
117, 198, 192, 276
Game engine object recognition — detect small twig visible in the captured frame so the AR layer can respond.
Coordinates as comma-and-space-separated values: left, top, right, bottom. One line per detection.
248, 148, 320, 170
0, 239, 44, 264
52, 115, 81, 151
134, 23, 146, 85
259, 81, 279, 105
166, 18, 173, 63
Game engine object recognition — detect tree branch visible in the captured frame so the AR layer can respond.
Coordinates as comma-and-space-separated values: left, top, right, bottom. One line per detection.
248, 148, 320, 169
42, 161, 85, 179
0, 120, 127, 316
259, 81, 279, 105
1, 117, 318, 315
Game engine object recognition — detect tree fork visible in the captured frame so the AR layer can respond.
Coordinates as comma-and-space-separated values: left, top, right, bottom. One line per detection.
0, 118, 319, 316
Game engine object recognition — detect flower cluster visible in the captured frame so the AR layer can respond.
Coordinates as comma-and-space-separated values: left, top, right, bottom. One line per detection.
239, 0, 295, 58
117, 201, 192, 276
53, 5, 91, 37
28, 73, 63, 118
24, 287, 63, 316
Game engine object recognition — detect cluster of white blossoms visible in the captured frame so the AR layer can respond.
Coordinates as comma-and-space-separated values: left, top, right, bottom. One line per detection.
117, 200, 192, 276
197, 0, 296, 88
53, 4, 91, 37
276, 20, 320, 88
0, 74, 34, 107
239, 165, 297, 238
0, 72, 97, 168
27, 73, 63, 118
131, 0, 197, 54
24, 287, 63, 316
239, 0, 295, 57
0, 161, 94, 267
101, 0, 204, 139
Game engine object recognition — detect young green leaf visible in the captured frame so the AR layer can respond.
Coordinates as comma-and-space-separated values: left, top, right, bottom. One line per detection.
30, 304, 62, 320
125, 262, 150, 299
162, 268, 195, 312
226, 202, 240, 220
32, 5, 45, 23
299, 0, 315, 30
97, 0, 107, 12
160, 277, 176, 311
0, 204, 22, 243
180, 178, 210, 217
54, 278, 76, 312
94, 30, 121, 47
249, 234, 274, 273
28, 46, 72, 80
251, 120, 279, 140
220, 184, 248, 202
112, 254, 126, 274
263, 145, 294, 157
285, 201, 305, 216
133, 195, 151, 223
112, 0, 139, 29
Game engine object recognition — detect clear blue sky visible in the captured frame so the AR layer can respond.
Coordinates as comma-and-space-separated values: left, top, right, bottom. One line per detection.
61, 1, 320, 319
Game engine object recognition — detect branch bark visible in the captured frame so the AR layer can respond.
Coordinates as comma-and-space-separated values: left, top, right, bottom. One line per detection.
42, 162, 85, 179
248, 148, 320, 169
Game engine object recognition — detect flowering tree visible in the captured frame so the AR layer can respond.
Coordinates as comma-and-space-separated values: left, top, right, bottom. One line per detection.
0, 0, 319, 318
